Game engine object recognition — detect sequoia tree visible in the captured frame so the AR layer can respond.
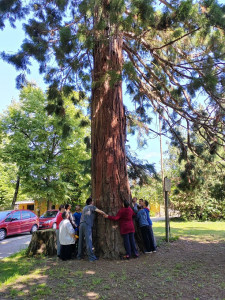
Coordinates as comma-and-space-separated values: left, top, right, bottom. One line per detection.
0, 0, 225, 258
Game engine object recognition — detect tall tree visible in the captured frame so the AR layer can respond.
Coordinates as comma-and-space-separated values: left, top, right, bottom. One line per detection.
165, 139, 225, 220
0, 160, 20, 208
0, 85, 91, 207
0, 0, 225, 257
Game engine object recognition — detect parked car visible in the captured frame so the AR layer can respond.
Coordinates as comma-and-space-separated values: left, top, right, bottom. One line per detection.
38, 210, 58, 230
0, 210, 39, 241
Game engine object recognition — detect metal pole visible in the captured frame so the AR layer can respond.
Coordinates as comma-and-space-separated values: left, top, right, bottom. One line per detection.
159, 116, 164, 215
164, 177, 170, 242
165, 190, 169, 242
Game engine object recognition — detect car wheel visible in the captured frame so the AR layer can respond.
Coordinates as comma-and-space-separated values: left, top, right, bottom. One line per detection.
0, 229, 6, 241
30, 224, 38, 234
52, 223, 57, 229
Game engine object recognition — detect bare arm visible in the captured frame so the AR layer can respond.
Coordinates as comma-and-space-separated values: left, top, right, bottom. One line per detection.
95, 208, 106, 215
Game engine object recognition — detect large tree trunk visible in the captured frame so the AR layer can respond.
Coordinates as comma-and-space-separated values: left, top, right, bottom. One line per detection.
92, 3, 131, 259
11, 175, 20, 209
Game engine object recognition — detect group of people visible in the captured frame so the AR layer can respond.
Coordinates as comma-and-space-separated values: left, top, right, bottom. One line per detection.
55, 197, 156, 261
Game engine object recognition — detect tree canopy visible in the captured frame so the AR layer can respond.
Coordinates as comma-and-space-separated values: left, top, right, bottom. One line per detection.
165, 136, 225, 220
0, 85, 91, 208
0, 0, 224, 157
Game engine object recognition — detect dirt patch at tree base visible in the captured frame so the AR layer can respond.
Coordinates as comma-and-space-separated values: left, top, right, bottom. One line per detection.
1, 238, 225, 300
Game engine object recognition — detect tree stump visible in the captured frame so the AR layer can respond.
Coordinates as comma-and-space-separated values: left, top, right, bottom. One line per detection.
27, 229, 57, 256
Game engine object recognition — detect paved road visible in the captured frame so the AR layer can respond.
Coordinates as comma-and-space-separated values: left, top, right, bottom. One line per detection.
151, 216, 165, 222
0, 233, 32, 259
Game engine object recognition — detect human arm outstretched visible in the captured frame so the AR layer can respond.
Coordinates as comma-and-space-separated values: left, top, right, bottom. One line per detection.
95, 208, 107, 216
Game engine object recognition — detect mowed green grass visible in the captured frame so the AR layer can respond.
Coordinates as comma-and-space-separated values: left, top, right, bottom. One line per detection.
153, 220, 225, 241
0, 221, 224, 291
0, 249, 46, 288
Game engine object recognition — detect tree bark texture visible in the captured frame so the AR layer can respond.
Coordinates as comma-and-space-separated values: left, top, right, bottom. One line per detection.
27, 229, 56, 256
11, 175, 20, 209
92, 3, 131, 258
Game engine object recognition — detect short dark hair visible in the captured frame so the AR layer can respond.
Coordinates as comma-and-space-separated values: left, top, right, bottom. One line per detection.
123, 200, 130, 208
86, 197, 92, 205
144, 200, 149, 207
59, 204, 64, 211
62, 211, 69, 219
65, 204, 70, 210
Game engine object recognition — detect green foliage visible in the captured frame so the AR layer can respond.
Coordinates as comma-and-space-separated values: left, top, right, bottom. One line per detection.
127, 147, 157, 186
131, 180, 163, 208
0, 85, 91, 207
165, 135, 225, 220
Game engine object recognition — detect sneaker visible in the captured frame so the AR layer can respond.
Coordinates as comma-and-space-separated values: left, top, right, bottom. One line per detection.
89, 257, 99, 262
89, 259, 98, 262
144, 251, 151, 254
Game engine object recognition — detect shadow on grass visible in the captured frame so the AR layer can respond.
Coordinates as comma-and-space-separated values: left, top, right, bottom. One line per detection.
1, 222, 225, 299
0, 238, 225, 300
0, 249, 47, 286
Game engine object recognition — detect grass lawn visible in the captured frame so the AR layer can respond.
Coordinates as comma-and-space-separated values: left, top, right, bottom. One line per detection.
0, 221, 225, 300
153, 220, 225, 242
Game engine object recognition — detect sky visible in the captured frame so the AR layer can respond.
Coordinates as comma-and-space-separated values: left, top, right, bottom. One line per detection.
0, 21, 168, 172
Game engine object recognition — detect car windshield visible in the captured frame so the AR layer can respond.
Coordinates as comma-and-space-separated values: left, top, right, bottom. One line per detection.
40, 211, 58, 218
0, 211, 12, 221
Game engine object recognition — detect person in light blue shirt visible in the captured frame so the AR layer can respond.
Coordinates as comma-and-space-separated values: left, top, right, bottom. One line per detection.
143, 200, 157, 252
136, 205, 156, 253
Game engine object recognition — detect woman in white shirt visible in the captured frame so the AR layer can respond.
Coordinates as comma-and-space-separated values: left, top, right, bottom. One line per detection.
59, 211, 75, 260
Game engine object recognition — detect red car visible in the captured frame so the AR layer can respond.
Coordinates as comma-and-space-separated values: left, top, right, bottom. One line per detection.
0, 210, 39, 241
38, 210, 58, 230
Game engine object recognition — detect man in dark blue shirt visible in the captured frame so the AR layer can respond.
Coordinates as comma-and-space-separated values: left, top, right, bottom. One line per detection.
73, 205, 82, 229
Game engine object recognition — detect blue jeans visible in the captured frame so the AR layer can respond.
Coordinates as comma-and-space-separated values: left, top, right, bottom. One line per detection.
77, 222, 97, 261
122, 232, 138, 257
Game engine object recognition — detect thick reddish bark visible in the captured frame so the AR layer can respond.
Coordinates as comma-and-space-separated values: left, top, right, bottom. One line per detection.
91, 27, 131, 258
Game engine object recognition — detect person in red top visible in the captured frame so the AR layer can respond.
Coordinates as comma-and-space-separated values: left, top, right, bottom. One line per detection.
104, 200, 138, 259
56, 205, 65, 257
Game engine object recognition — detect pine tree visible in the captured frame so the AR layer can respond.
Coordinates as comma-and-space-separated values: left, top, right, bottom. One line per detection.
0, 0, 225, 258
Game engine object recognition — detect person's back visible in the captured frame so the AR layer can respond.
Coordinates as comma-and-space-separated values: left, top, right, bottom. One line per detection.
118, 206, 134, 222
136, 208, 149, 227
73, 205, 82, 227
105, 200, 138, 259
77, 197, 106, 262
80, 204, 96, 227
108, 206, 135, 235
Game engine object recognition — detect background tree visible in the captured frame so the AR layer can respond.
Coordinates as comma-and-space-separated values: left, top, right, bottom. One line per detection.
0, 85, 91, 208
0, 0, 225, 257
164, 131, 225, 220
0, 160, 22, 208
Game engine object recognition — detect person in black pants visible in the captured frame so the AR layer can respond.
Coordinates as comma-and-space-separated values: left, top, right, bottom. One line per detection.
136, 205, 156, 253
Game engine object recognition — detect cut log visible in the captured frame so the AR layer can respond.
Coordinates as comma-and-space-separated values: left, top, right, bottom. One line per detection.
27, 229, 56, 256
